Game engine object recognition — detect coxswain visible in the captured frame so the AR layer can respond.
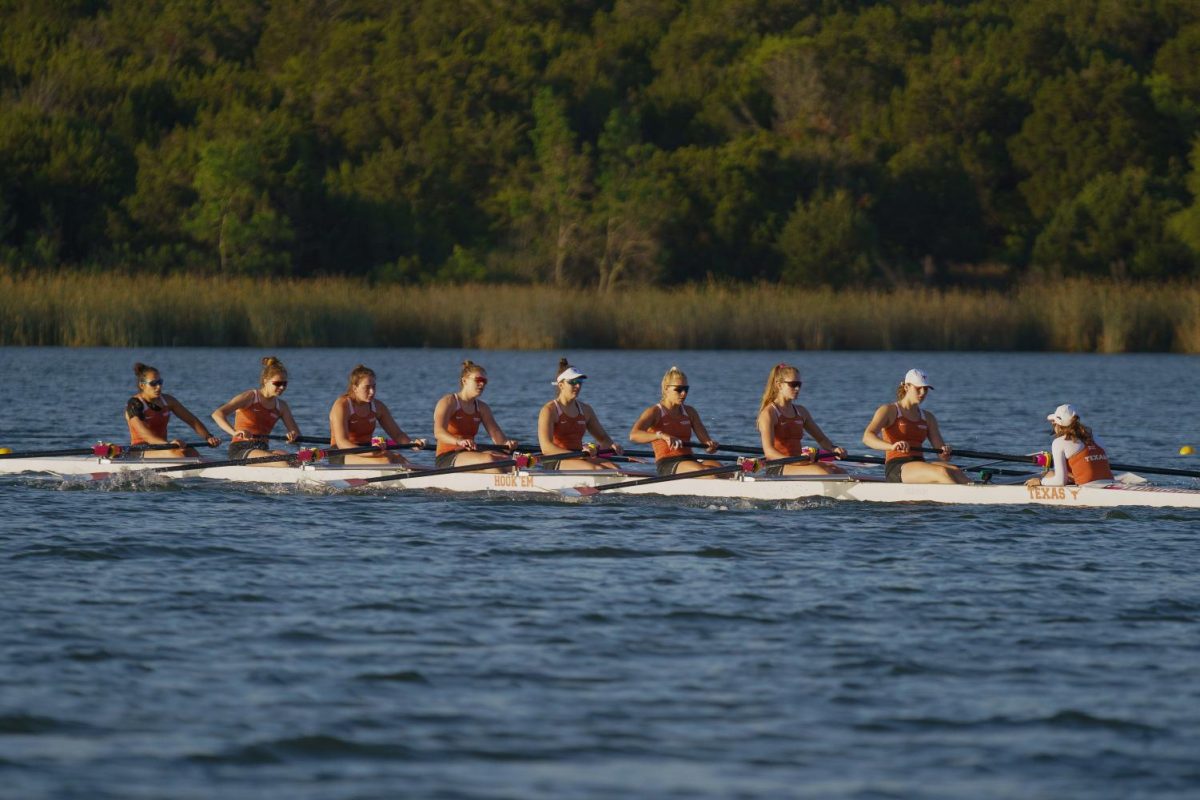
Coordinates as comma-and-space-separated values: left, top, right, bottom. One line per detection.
1025, 404, 1114, 487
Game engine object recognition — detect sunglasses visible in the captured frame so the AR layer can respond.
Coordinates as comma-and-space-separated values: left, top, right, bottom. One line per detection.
271, 381, 288, 388
672, 385, 690, 393
474, 377, 488, 386
141, 379, 164, 387
567, 379, 585, 387
782, 380, 802, 389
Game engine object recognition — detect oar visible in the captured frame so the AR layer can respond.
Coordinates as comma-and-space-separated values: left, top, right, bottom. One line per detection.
267, 434, 433, 448
331, 449, 592, 489
623, 448, 742, 463
87, 442, 408, 480
573, 454, 814, 496
912, 445, 1200, 479
0, 442, 212, 460
842, 452, 1032, 478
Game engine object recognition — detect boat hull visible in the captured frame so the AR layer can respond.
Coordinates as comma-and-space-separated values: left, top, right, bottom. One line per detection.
3, 457, 1200, 508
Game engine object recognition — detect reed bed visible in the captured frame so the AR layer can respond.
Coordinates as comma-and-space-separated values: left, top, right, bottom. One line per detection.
2, 270, 1199, 351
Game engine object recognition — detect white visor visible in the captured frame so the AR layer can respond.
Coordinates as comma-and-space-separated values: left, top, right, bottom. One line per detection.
553, 367, 587, 385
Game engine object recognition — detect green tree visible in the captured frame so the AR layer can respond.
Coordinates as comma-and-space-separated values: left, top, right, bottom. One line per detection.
777, 188, 874, 287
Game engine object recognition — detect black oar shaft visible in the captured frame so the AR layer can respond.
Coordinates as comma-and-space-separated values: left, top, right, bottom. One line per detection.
351, 449, 592, 486
0, 442, 209, 460
588, 454, 814, 493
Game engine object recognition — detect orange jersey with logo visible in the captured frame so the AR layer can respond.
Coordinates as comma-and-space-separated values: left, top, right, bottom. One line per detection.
650, 404, 694, 460
1066, 442, 1113, 483
882, 404, 928, 462
333, 398, 377, 446
127, 397, 170, 445
771, 404, 806, 457
436, 396, 482, 456
234, 390, 281, 438
551, 401, 588, 451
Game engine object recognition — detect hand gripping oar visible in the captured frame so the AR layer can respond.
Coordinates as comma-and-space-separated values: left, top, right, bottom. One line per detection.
0, 442, 213, 460
573, 454, 816, 497
332, 449, 592, 489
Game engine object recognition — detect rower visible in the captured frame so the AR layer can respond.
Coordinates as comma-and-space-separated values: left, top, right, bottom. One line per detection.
536, 358, 622, 471
1025, 404, 1114, 487
862, 368, 968, 484
432, 360, 517, 473
755, 363, 846, 475
211, 356, 301, 466
629, 366, 724, 477
125, 362, 220, 458
328, 364, 425, 466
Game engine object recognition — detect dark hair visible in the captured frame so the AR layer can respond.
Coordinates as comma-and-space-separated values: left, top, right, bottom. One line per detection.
133, 362, 158, 384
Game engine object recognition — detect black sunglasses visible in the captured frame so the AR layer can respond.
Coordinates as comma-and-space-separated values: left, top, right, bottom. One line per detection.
672, 385, 690, 393
783, 380, 802, 389
141, 379, 164, 387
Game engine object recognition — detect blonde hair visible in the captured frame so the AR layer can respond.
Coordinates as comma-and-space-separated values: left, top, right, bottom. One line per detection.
133, 361, 158, 383
895, 382, 909, 401
660, 365, 687, 401
259, 356, 287, 385
460, 359, 485, 385
759, 363, 798, 411
345, 364, 375, 396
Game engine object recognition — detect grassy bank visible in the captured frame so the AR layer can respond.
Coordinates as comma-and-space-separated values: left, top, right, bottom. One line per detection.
2, 271, 1199, 351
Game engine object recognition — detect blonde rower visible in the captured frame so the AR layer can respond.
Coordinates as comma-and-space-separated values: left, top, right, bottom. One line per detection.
211, 356, 301, 464
630, 366, 722, 476
433, 360, 517, 472
125, 362, 220, 458
756, 363, 846, 475
328, 365, 425, 466
862, 368, 967, 484
536, 358, 622, 470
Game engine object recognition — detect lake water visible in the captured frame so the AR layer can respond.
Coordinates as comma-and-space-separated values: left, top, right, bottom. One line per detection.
2, 347, 1198, 799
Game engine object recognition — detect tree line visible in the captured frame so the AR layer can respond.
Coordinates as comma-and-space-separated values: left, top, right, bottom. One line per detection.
2, 0, 1199, 289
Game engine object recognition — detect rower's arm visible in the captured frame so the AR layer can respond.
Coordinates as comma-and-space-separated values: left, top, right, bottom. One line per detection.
329, 399, 356, 450
583, 404, 619, 452
211, 391, 251, 438
925, 411, 951, 459
479, 402, 516, 449
537, 403, 567, 455
862, 405, 896, 452
375, 401, 419, 447
800, 407, 841, 454
167, 395, 219, 445
126, 411, 169, 446
629, 406, 662, 445
757, 407, 787, 460
687, 407, 719, 452
432, 395, 459, 447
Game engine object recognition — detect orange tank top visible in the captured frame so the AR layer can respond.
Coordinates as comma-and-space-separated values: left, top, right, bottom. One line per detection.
127, 397, 171, 446
436, 396, 482, 456
551, 401, 587, 451
882, 403, 928, 462
771, 403, 806, 457
1066, 442, 1113, 483
234, 390, 281, 438
650, 404, 694, 460
332, 397, 377, 446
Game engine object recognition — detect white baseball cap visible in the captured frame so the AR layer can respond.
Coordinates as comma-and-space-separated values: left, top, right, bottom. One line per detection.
1046, 403, 1078, 426
553, 366, 587, 385
903, 368, 934, 389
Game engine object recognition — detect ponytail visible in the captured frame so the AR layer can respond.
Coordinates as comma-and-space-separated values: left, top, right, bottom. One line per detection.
759, 363, 798, 412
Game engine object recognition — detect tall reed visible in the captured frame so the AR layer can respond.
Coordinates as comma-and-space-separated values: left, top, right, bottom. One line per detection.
2, 270, 1198, 351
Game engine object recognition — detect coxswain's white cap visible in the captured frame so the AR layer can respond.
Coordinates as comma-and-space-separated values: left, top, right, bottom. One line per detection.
553, 366, 587, 385
1047, 403, 1078, 426
903, 368, 934, 389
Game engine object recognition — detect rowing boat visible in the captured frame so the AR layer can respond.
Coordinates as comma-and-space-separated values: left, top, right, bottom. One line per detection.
3, 455, 1200, 508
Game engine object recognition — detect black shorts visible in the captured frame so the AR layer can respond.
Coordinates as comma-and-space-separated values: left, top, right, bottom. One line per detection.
435, 451, 459, 469
657, 456, 699, 476
228, 439, 269, 461
765, 463, 786, 476
885, 455, 923, 482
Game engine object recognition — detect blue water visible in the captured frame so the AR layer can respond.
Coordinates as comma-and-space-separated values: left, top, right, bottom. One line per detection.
2, 348, 1199, 799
